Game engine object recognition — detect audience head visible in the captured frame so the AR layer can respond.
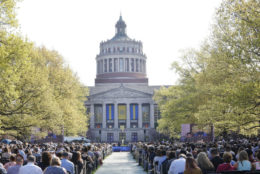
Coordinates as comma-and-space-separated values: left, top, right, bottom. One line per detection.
210, 148, 219, 157
223, 152, 232, 163
51, 157, 61, 166
185, 157, 199, 170
9, 154, 16, 162
197, 152, 214, 169
27, 155, 35, 163
62, 152, 69, 159
15, 154, 24, 165
238, 150, 248, 161
42, 151, 52, 165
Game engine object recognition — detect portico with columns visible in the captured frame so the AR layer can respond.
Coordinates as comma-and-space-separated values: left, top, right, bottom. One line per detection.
86, 15, 160, 142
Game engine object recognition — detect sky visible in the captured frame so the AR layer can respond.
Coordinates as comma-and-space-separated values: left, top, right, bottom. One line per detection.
16, 0, 222, 86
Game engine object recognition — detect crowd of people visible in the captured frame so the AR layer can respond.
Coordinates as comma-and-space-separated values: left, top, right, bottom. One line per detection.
132, 137, 260, 174
0, 142, 112, 174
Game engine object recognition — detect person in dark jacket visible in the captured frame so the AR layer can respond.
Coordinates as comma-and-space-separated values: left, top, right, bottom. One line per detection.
210, 148, 223, 170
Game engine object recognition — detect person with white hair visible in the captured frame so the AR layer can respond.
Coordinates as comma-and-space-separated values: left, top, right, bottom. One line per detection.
168, 153, 186, 174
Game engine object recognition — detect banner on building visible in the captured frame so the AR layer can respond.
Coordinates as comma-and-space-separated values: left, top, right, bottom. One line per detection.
118, 104, 126, 120
130, 104, 138, 120
106, 104, 114, 120
142, 104, 150, 122
94, 105, 102, 123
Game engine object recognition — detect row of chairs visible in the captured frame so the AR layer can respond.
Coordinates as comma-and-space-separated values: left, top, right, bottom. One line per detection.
0, 147, 112, 174
74, 147, 112, 174
131, 150, 260, 174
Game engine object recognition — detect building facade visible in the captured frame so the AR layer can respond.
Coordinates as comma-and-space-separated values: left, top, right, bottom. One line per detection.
85, 16, 161, 142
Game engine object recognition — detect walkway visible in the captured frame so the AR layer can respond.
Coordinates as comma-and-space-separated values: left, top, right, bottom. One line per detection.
95, 152, 147, 174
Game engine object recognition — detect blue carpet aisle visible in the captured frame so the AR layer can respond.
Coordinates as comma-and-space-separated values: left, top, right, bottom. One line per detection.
95, 152, 147, 174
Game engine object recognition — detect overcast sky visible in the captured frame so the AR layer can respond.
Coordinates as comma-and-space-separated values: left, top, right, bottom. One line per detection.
17, 0, 222, 86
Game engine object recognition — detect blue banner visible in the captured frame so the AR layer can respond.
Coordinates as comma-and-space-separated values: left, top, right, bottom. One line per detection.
130, 104, 138, 120
106, 104, 114, 120
112, 146, 131, 152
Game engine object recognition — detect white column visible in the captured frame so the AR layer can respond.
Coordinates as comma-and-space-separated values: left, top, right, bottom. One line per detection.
126, 103, 130, 128
114, 102, 118, 128
102, 103, 106, 128
138, 103, 142, 128
150, 103, 154, 128
90, 104, 94, 129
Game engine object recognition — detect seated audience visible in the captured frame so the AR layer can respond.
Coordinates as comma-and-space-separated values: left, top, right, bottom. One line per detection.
184, 157, 202, 174
234, 150, 251, 171
216, 152, 235, 173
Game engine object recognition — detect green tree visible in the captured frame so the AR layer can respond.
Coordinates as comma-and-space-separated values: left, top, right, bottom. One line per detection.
154, 0, 260, 137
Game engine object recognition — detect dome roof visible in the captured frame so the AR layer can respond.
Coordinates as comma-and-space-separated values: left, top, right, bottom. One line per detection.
110, 15, 132, 41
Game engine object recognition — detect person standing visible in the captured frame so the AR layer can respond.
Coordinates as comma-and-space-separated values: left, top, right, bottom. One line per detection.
44, 157, 67, 174
61, 152, 74, 174
18, 155, 42, 174
168, 154, 186, 174
7, 154, 23, 174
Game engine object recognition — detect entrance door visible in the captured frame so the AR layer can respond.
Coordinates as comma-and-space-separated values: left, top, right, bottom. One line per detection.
119, 132, 126, 143
107, 133, 114, 143
131, 132, 138, 142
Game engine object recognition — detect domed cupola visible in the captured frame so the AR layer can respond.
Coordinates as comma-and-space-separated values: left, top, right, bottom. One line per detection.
95, 15, 148, 84
115, 15, 127, 37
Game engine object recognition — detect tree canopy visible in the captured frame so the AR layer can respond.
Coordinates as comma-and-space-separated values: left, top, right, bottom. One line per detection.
0, 0, 88, 140
154, 0, 260, 137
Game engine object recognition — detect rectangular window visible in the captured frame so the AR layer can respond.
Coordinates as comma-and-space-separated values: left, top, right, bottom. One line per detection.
140, 60, 143, 72
109, 58, 112, 72
107, 133, 114, 143
100, 60, 103, 73
94, 105, 103, 124
154, 104, 161, 128
119, 133, 126, 142
131, 133, 138, 142
136, 59, 139, 72
143, 60, 146, 73
104, 59, 107, 72
142, 104, 150, 123
119, 58, 124, 72
131, 58, 134, 72
126, 58, 129, 72
114, 58, 118, 72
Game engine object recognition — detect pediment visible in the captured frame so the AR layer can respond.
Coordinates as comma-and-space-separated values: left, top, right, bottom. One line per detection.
91, 86, 152, 99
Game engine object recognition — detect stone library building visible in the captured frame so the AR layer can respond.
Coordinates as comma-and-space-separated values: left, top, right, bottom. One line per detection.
85, 16, 162, 143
